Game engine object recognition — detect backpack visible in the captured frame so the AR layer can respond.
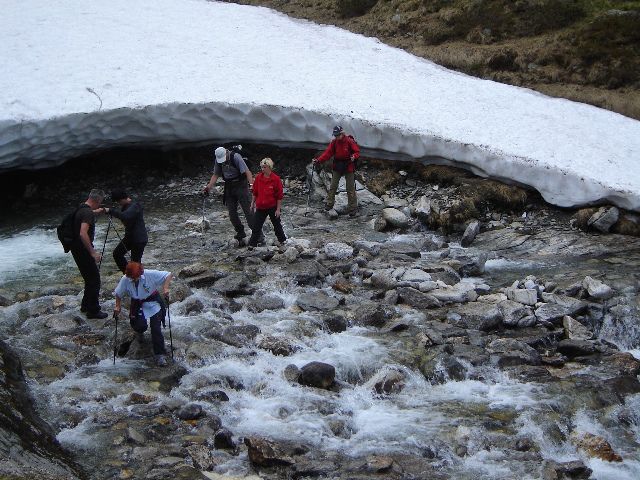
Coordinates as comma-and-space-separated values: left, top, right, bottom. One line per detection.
56, 205, 88, 253
230, 144, 254, 172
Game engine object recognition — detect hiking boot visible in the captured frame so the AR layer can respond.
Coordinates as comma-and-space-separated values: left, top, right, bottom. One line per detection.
86, 310, 108, 320
155, 354, 168, 367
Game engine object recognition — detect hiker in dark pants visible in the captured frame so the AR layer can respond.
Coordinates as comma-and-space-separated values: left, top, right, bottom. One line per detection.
248, 158, 286, 248
113, 262, 172, 367
203, 146, 264, 247
313, 125, 360, 216
97, 189, 148, 274
71, 188, 107, 319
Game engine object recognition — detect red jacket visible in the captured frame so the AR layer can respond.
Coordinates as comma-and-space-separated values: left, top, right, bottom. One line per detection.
316, 135, 360, 173
252, 172, 284, 210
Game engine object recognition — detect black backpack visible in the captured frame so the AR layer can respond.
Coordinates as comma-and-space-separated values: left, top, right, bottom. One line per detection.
56, 205, 88, 253
230, 145, 254, 172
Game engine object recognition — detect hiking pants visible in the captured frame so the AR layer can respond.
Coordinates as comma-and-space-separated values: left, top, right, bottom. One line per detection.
130, 306, 166, 355
327, 171, 357, 211
71, 246, 101, 314
225, 180, 263, 241
248, 207, 286, 247
113, 239, 146, 274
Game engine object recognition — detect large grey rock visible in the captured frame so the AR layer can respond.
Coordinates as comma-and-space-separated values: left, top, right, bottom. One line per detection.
299, 362, 335, 389
460, 221, 480, 247
213, 273, 252, 296
296, 291, 339, 311
287, 261, 322, 285
382, 208, 409, 229
397, 287, 441, 309
498, 300, 536, 327
505, 287, 538, 306
430, 283, 479, 304
176, 403, 206, 420
370, 269, 397, 289
247, 294, 285, 313
562, 316, 593, 340
324, 242, 354, 260
557, 339, 598, 357
487, 338, 542, 367
217, 324, 260, 347
582, 276, 613, 300
415, 196, 431, 223
448, 302, 502, 331
244, 436, 295, 467
588, 206, 619, 233
351, 302, 389, 328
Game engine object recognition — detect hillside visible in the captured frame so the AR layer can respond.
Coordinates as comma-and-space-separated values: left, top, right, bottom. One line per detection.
232, 0, 640, 120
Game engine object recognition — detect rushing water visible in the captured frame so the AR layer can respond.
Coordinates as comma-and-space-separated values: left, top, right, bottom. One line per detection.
1, 169, 640, 479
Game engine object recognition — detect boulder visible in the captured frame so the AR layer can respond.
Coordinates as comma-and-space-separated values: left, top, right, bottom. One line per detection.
296, 291, 340, 311
505, 287, 538, 306
562, 316, 592, 340
324, 242, 354, 260
382, 208, 409, 229
460, 220, 480, 247
176, 403, 206, 421
247, 294, 285, 313
397, 287, 441, 309
582, 276, 613, 300
298, 361, 335, 389
556, 339, 597, 357
448, 302, 502, 331
587, 206, 619, 233
244, 436, 295, 467
213, 273, 252, 296
499, 300, 536, 327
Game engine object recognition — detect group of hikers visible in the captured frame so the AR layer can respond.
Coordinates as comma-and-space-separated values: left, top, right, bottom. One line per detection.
66, 126, 360, 366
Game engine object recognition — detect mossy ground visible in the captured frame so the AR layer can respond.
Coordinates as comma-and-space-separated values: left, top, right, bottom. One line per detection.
229, 0, 640, 119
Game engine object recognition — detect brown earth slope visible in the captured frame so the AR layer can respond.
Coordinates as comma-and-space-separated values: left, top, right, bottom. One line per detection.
229, 0, 640, 119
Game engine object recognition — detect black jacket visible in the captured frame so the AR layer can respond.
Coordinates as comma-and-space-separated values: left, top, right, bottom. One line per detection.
110, 201, 148, 243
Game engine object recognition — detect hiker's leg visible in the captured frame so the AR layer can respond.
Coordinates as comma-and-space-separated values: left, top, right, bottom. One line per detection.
248, 208, 268, 247
239, 184, 265, 243
226, 188, 246, 240
268, 208, 287, 243
326, 171, 341, 208
129, 242, 146, 263
72, 248, 100, 313
148, 309, 166, 355
345, 171, 357, 211
113, 239, 128, 274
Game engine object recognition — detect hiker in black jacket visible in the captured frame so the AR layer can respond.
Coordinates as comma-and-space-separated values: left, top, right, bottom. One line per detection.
97, 189, 148, 273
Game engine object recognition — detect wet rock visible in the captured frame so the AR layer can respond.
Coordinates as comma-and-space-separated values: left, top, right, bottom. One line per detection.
460, 220, 480, 247
372, 369, 406, 395
287, 260, 322, 285
197, 389, 229, 403
588, 206, 619, 233
397, 286, 441, 309
420, 347, 467, 383
176, 402, 206, 420
217, 324, 260, 347
178, 262, 208, 278
44, 312, 86, 333
505, 287, 538, 306
535, 303, 575, 325
184, 270, 227, 288
213, 427, 235, 450
447, 302, 501, 331
283, 364, 301, 383
582, 276, 613, 300
324, 242, 353, 260
542, 460, 591, 480
323, 314, 347, 333
373, 216, 387, 231
487, 338, 541, 367
213, 273, 252, 296
182, 297, 204, 314
186, 444, 214, 470
370, 269, 397, 289
351, 301, 389, 328
608, 351, 640, 376
562, 316, 592, 340
572, 432, 622, 462
156, 365, 189, 393
258, 335, 296, 356
415, 195, 431, 223
298, 361, 335, 389
428, 268, 461, 286
127, 392, 157, 405
556, 339, 597, 357
296, 291, 339, 311
382, 208, 409, 229
244, 436, 295, 467
170, 282, 193, 303
247, 294, 285, 313
379, 242, 421, 258
430, 284, 478, 304
127, 427, 146, 444
498, 300, 537, 327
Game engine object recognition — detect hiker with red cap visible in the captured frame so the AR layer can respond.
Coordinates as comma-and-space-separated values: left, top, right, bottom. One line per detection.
96, 189, 148, 273
313, 125, 360, 216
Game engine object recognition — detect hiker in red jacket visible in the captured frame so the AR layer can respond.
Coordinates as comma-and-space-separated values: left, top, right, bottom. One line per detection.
313, 125, 360, 216
248, 158, 287, 248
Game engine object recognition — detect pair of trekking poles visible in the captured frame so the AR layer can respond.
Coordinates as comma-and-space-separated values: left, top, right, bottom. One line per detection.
100, 215, 174, 365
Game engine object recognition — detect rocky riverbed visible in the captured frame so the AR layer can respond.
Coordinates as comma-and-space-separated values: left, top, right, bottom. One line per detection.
1, 146, 639, 479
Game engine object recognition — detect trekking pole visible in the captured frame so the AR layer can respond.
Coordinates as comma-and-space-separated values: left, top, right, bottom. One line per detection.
98, 215, 113, 272
165, 295, 174, 361
112, 310, 119, 365
201, 195, 207, 247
